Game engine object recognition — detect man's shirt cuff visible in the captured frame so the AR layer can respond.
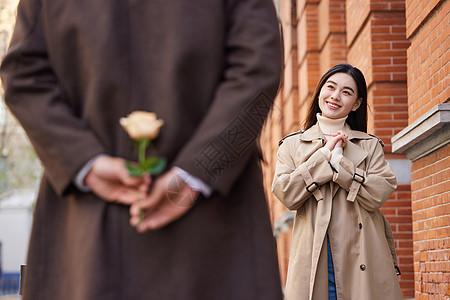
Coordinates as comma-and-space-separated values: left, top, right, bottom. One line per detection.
172, 166, 213, 197
74, 154, 106, 192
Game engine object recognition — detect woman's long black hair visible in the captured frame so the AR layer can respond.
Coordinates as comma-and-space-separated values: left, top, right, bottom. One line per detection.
302, 64, 368, 132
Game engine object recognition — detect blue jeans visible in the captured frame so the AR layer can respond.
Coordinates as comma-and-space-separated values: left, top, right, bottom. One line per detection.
327, 234, 337, 300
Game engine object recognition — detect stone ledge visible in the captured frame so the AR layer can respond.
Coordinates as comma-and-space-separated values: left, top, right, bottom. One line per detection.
391, 103, 450, 161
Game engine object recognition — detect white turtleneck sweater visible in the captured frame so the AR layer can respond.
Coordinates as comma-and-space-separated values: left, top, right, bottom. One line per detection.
317, 113, 347, 172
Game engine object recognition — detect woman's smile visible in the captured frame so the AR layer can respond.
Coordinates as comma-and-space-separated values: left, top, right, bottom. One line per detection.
326, 101, 341, 110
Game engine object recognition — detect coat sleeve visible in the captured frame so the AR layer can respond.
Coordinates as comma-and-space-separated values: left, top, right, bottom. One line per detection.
171, 0, 282, 196
272, 138, 334, 210
332, 139, 397, 212
0, 0, 106, 196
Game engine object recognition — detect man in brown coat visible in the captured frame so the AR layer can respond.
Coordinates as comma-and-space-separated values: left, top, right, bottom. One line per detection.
0, 0, 283, 299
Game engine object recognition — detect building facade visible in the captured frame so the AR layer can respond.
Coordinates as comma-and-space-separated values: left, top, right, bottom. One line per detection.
262, 0, 448, 299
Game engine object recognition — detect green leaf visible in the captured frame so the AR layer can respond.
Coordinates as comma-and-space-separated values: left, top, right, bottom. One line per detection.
141, 157, 158, 170
146, 157, 166, 175
126, 162, 144, 177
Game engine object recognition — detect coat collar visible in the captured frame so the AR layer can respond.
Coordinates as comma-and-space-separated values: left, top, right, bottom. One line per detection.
299, 123, 370, 167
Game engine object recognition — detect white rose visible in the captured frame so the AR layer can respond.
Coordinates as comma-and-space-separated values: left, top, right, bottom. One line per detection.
120, 111, 164, 140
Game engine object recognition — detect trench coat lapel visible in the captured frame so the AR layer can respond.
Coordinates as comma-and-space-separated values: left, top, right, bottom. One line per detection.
343, 125, 369, 167
333, 125, 370, 200
297, 125, 326, 165
299, 124, 326, 145
343, 140, 368, 166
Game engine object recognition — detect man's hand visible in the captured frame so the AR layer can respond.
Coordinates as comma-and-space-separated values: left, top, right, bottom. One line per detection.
129, 168, 199, 232
85, 156, 150, 205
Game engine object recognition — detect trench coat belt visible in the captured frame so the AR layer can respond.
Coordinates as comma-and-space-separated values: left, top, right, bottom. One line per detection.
347, 167, 365, 202
298, 164, 324, 201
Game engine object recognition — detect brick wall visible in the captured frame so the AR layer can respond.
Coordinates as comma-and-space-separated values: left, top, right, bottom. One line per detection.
406, 0, 449, 125
411, 144, 450, 298
404, 0, 450, 298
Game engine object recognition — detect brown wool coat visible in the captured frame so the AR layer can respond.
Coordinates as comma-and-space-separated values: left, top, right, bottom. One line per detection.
272, 124, 403, 300
0, 0, 283, 299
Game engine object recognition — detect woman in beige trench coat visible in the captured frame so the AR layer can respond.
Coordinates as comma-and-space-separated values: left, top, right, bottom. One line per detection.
272, 64, 403, 300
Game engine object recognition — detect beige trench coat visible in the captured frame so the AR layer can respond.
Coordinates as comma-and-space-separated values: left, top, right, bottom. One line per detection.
272, 124, 403, 300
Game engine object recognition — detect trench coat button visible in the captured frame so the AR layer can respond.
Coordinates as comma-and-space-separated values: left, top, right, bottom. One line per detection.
360, 264, 366, 271
359, 223, 362, 229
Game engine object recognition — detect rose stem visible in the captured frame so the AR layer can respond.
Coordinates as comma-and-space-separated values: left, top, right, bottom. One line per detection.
138, 189, 144, 226
138, 138, 148, 227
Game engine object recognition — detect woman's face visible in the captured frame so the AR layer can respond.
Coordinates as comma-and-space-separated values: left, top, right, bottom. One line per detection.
318, 72, 362, 119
